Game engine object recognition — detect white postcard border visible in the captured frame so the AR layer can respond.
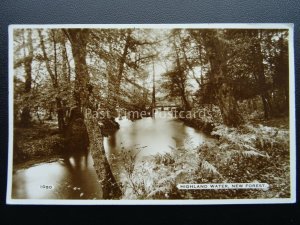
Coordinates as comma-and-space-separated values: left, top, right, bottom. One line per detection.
6, 23, 296, 205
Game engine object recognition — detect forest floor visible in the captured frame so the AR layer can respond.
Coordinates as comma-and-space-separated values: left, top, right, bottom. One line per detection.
13, 121, 65, 170
253, 116, 289, 129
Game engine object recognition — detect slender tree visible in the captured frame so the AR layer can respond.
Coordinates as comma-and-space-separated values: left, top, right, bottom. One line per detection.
20, 29, 34, 127
250, 30, 273, 119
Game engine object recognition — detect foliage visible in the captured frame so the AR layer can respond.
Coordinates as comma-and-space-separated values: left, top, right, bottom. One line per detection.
14, 28, 289, 128
115, 123, 290, 199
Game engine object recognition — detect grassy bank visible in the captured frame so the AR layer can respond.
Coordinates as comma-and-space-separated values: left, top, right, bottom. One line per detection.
13, 122, 65, 169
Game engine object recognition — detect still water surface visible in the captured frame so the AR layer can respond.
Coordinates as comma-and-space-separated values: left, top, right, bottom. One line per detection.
12, 112, 209, 199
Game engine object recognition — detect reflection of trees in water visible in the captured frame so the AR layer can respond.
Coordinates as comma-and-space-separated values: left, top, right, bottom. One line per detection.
63, 106, 121, 199
63, 151, 88, 171
63, 107, 89, 171
62, 150, 104, 199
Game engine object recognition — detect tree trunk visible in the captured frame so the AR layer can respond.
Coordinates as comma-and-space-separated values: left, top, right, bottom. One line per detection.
67, 29, 90, 107
66, 29, 122, 199
216, 82, 243, 126
85, 116, 122, 199
180, 84, 191, 111
61, 39, 71, 82
204, 31, 243, 127
20, 29, 33, 127
113, 31, 131, 109
56, 97, 66, 133
251, 30, 273, 119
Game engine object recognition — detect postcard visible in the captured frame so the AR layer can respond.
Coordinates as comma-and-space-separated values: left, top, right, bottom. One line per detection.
7, 24, 296, 204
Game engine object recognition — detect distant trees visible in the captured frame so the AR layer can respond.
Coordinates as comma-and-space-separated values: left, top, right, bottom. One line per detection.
14, 29, 34, 127
88, 29, 157, 115
161, 30, 193, 111
38, 29, 71, 133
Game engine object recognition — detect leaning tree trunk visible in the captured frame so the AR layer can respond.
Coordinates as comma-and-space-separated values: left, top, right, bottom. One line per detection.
66, 28, 122, 199
85, 116, 122, 199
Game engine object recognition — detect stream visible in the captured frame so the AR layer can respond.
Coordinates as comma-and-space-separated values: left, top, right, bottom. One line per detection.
12, 111, 210, 199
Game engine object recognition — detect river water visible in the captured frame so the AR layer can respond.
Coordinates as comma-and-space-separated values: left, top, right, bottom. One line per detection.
12, 111, 210, 200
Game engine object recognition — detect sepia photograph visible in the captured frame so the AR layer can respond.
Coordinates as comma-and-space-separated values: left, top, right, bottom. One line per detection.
7, 24, 295, 204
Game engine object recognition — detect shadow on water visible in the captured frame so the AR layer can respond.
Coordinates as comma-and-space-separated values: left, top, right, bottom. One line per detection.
62, 148, 88, 171
12, 147, 102, 200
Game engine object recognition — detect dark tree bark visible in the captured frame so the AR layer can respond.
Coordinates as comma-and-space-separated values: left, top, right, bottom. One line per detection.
65, 28, 122, 199
251, 30, 273, 119
202, 30, 244, 127
85, 116, 122, 199
66, 29, 90, 107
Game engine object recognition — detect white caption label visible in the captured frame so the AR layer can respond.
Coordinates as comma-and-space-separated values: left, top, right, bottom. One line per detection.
177, 183, 269, 190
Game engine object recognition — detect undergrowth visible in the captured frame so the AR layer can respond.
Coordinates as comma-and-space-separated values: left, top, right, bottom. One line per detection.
14, 124, 65, 163
114, 123, 290, 199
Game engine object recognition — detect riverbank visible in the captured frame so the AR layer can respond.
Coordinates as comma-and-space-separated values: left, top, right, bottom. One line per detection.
181, 117, 215, 135
176, 106, 223, 136
180, 107, 289, 137
13, 116, 121, 169
117, 116, 290, 199
13, 122, 65, 170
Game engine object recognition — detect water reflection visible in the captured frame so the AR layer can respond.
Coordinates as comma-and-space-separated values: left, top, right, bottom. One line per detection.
12, 153, 102, 199
104, 111, 209, 161
63, 152, 88, 171
12, 112, 209, 199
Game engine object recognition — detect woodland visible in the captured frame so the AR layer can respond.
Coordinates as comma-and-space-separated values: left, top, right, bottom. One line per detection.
13, 28, 290, 199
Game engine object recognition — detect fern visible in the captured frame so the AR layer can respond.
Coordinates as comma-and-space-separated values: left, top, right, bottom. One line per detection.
201, 160, 221, 176
241, 150, 267, 158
